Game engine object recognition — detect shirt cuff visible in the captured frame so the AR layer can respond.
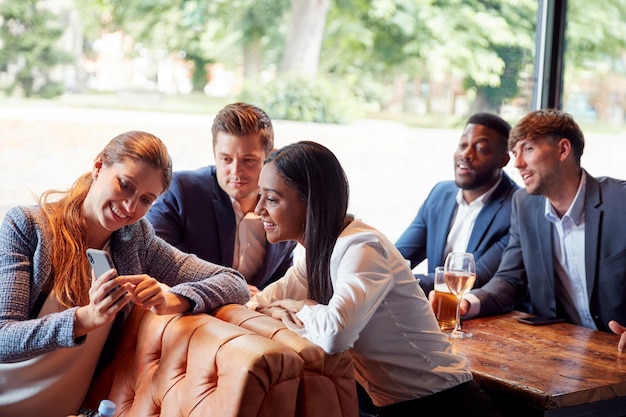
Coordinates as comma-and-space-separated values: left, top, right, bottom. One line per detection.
295, 304, 313, 323
284, 305, 312, 336
464, 293, 481, 317
244, 293, 262, 310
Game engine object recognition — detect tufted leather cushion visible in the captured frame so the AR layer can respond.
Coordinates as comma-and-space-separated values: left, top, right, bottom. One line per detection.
214, 304, 359, 417
85, 307, 303, 417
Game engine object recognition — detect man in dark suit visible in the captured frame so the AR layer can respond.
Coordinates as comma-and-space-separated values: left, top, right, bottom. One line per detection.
146, 103, 296, 294
395, 113, 519, 294
462, 109, 626, 351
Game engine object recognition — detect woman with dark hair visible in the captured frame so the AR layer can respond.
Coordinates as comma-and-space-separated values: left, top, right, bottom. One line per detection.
248, 141, 500, 417
0, 131, 249, 417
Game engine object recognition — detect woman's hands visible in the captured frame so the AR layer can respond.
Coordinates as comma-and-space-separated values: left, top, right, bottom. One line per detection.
74, 270, 191, 338
124, 276, 190, 315
74, 269, 132, 338
257, 299, 318, 328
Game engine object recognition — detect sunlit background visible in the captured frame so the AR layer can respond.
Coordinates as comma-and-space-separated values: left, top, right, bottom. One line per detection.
1, 0, 625, 271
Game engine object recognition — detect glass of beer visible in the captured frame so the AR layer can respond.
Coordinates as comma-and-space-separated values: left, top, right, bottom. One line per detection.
444, 252, 476, 339
433, 266, 456, 332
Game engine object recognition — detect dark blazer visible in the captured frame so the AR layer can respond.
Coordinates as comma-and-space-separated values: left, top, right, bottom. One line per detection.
474, 172, 626, 332
146, 166, 296, 289
395, 172, 519, 292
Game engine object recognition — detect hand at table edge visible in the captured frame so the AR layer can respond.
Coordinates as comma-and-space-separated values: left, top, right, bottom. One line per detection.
608, 320, 626, 352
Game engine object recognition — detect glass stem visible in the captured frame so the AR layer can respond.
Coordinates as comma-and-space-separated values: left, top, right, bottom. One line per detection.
455, 297, 462, 332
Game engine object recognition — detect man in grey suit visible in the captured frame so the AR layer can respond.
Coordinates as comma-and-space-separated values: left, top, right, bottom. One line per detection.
147, 103, 296, 295
462, 109, 626, 351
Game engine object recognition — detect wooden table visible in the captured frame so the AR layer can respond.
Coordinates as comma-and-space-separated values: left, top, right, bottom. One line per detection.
451, 312, 626, 417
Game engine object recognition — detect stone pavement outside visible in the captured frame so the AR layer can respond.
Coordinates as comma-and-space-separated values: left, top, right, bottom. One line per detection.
1, 103, 625, 248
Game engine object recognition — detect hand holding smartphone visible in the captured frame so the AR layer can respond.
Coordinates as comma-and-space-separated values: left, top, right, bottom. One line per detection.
86, 248, 124, 298
86, 248, 117, 278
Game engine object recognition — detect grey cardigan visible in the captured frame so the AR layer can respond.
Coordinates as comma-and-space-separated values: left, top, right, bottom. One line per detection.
0, 206, 250, 362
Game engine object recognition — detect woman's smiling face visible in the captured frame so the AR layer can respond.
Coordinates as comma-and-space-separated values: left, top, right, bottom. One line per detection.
255, 162, 307, 247
85, 158, 164, 234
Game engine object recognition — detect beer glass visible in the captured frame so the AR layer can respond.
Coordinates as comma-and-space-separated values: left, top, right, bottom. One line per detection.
443, 252, 476, 339
432, 266, 456, 332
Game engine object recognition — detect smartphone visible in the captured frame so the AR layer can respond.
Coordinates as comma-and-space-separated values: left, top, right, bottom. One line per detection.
87, 248, 125, 298
86, 248, 117, 278
517, 316, 565, 326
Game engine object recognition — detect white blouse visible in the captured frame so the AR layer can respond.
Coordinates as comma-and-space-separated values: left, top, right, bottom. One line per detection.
248, 219, 472, 407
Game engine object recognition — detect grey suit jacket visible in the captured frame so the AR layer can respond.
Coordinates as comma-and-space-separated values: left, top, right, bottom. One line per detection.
0, 206, 249, 362
473, 171, 626, 331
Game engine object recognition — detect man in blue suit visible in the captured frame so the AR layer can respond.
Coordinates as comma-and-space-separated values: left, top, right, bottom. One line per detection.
462, 109, 626, 351
395, 113, 519, 294
147, 103, 296, 295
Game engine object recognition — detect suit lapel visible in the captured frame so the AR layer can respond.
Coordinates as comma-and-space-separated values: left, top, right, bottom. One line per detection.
584, 174, 601, 301
467, 202, 496, 252
535, 196, 555, 290
466, 173, 515, 252
213, 190, 236, 265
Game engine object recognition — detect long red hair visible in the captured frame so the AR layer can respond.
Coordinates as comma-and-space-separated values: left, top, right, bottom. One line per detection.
38, 131, 172, 309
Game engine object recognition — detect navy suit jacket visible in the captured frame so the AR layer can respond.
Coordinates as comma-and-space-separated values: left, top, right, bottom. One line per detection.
474, 172, 626, 331
395, 172, 519, 292
146, 166, 296, 289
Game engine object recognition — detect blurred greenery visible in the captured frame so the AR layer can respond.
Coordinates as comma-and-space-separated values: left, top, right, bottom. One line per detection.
0, 0, 73, 98
0, 89, 622, 133
77, 0, 540, 121
240, 76, 362, 123
1, 0, 626, 126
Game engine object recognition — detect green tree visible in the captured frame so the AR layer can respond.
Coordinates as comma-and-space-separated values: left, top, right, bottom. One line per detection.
230, 0, 291, 78
72, 0, 626, 120
320, 0, 536, 113
279, 0, 331, 76
566, 0, 626, 68
320, 0, 436, 106
101, 0, 290, 91
0, 0, 73, 98
457, 0, 537, 112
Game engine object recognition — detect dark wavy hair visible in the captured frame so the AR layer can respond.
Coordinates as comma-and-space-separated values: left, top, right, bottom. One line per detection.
265, 141, 349, 304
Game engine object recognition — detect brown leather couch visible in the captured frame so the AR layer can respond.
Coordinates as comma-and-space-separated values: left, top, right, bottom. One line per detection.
215, 305, 359, 417
84, 305, 358, 417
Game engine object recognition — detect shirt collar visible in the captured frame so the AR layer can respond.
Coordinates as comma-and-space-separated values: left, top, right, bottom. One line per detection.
544, 171, 586, 225
231, 197, 260, 220
231, 197, 243, 219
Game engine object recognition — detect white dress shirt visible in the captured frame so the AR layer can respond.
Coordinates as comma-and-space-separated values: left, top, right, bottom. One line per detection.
444, 177, 502, 257
545, 172, 595, 328
231, 199, 266, 282
247, 220, 472, 406
466, 173, 596, 328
